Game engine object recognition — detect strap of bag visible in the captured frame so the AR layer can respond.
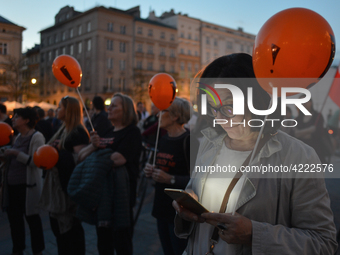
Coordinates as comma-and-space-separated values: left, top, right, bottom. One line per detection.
207, 133, 273, 254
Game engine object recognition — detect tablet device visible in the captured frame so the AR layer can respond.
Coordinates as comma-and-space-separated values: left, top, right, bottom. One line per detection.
164, 188, 209, 215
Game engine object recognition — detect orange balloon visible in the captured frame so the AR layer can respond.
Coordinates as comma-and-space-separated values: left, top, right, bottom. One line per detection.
148, 73, 177, 110
52, 55, 82, 88
253, 8, 335, 95
33, 145, 59, 170
0, 122, 14, 146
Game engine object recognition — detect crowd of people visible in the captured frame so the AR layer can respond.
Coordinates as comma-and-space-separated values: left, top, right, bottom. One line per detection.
0, 52, 339, 255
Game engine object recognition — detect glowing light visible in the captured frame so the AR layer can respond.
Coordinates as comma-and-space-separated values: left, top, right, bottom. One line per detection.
31, 78, 37, 84
328, 129, 334, 135
176, 88, 179, 93
105, 98, 111, 106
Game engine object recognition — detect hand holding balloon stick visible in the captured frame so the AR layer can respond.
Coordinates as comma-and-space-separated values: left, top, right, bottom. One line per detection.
148, 73, 177, 167
52, 54, 94, 131
33, 145, 59, 170
231, 7, 336, 216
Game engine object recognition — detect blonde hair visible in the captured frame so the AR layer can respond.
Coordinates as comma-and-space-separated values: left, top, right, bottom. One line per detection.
167, 97, 192, 125
49, 96, 89, 149
113, 93, 138, 126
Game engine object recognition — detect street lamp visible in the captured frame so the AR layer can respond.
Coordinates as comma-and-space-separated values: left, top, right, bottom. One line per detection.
31, 78, 37, 85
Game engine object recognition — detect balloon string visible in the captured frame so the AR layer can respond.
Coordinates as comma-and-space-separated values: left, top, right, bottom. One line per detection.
152, 112, 162, 168
231, 96, 273, 216
76, 87, 94, 131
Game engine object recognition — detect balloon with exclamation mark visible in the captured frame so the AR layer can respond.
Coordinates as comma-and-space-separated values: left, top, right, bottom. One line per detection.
52, 54, 82, 88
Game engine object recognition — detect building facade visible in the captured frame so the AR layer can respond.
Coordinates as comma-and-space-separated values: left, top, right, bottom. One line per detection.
0, 16, 25, 101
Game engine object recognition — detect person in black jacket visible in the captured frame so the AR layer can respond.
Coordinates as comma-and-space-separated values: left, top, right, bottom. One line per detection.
86, 96, 112, 136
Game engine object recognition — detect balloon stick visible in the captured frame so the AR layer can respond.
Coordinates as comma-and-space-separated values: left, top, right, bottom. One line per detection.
76, 87, 94, 131
152, 112, 162, 167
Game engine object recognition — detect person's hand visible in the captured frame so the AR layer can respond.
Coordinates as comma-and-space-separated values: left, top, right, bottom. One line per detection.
4, 148, 19, 157
201, 212, 252, 246
172, 189, 205, 223
90, 131, 101, 148
152, 168, 172, 184
143, 163, 154, 178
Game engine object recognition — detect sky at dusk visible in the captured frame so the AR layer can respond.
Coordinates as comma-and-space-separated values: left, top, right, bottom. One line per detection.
2, 0, 340, 64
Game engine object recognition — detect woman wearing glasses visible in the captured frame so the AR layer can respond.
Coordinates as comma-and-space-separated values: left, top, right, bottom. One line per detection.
173, 53, 337, 254
143, 97, 198, 255
39, 96, 89, 255
78, 93, 142, 255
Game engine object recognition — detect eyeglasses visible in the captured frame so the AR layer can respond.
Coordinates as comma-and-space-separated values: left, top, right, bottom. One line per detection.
207, 104, 235, 118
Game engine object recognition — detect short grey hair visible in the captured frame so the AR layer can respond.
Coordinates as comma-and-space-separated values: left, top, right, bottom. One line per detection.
167, 97, 192, 125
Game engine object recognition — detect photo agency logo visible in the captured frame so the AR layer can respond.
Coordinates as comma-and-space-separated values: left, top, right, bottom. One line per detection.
197, 81, 312, 128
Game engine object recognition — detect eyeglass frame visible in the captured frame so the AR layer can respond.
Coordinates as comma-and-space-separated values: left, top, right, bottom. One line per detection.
207, 104, 235, 118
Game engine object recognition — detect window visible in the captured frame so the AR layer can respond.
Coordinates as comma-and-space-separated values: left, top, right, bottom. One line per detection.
70, 28, 74, 38
180, 62, 184, 71
107, 77, 113, 89
188, 50, 191, 55
78, 25, 82, 35
55, 49, 59, 57
160, 32, 165, 39
147, 45, 153, 54
148, 29, 153, 37
214, 39, 218, 46
137, 27, 142, 34
160, 64, 165, 72
195, 63, 199, 72
78, 42, 82, 54
170, 34, 175, 41
55, 34, 59, 43
119, 78, 126, 91
206, 52, 210, 60
108, 23, 113, 32
188, 63, 192, 72
49, 36, 53, 45
136, 61, 142, 69
87, 22, 91, 32
62, 31, 66, 41
87, 39, 91, 51
120, 25, 126, 34
107, 58, 113, 69
147, 62, 153, 71
170, 49, 175, 57
180, 48, 184, 54
137, 44, 143, 52
160, 48, 165, 56
180, 32, 184, 38
188, 33, 191, 40
206, 37, 210, 45
0, 43, 7, 55
120, 60, 125, 70
62, 47, 66, 54
107, 40, 113, 51
170, 65, 175, 73
240, 44, 244, 52
119, 42, 126, 53
227, 41, 233, 49
70, 45, 74, 55
48, 51, 52, 61
195, 35, 198, 41
195, 51, 198, 56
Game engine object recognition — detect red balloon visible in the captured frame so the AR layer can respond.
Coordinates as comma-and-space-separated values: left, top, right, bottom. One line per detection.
33, 145, 59, 170
52, 55, 82, 88
0, 122, 14, 146
253, 8, 335, 95
148, 73, 177, 110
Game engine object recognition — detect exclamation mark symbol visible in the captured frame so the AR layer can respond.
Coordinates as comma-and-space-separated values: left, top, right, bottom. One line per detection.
60, 66, 75, 84
270, 44, 281, 74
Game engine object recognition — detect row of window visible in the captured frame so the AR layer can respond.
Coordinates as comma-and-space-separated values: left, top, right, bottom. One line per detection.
106, 40, 127, 52
0, 42, 7, 55
106, 77, 126, 91
44, 40, 92, 61
107, 22, 126, 34
136, 27, 175, 40
106, 58, 126, 71
136, 44, 176, 57
45, 22, 91, 47
135, 61, 175, 73
180, 48, 199, 56
179, 32, 199, 41
180, 62, 199, 72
